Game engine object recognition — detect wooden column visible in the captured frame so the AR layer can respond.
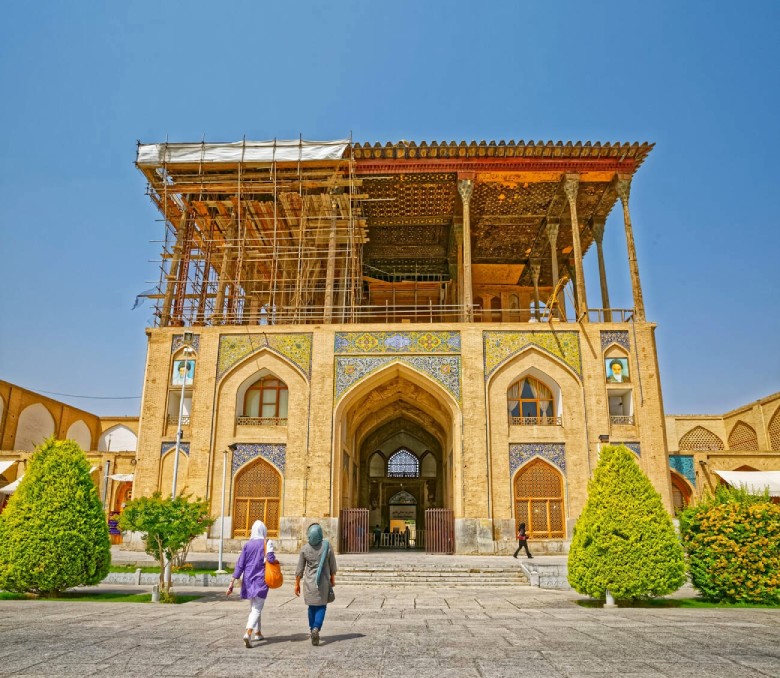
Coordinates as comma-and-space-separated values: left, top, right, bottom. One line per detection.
546, 220, 563, 320
563, 175, 588, 321
323, 204, 337, 323
615, 175, 646, 321
457, 178, 474, 322
530, 258, 542, 321
453, 222, 464, 322
160, 200, 189, 327
213, 209, 237, 324
590, 218, 612, 321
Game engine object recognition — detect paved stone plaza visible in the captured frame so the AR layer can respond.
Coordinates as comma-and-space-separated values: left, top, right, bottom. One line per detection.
1, 580, 779, 677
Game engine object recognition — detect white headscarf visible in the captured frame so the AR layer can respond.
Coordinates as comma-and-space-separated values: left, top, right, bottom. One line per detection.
249, 520, 275, 555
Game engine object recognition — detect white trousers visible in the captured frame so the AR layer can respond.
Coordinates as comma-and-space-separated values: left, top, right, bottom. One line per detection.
246, 596, 266, 632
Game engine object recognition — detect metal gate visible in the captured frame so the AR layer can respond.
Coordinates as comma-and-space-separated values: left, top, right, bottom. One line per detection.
425, 508, 454, 554
339, 508, 369, 553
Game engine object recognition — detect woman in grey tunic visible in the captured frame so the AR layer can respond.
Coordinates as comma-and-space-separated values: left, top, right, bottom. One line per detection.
294, 523, 337, 646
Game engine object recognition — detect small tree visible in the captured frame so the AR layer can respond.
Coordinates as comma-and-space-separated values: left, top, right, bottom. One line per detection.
119, 493, 213, 596
568, 444, 686, 601
679, 485, 780, 604
0, 438, 111, 596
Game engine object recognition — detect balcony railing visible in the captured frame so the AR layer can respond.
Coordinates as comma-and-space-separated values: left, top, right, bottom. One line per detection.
509, 416, 562, 426
167, 415, 190, 426
610, 415, 635, 425
236, 416, 288, 426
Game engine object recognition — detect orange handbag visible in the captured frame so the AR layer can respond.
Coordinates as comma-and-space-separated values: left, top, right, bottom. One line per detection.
265, 559, 283, 589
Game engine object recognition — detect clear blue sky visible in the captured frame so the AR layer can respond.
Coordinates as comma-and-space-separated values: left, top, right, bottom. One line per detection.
1, 1, 778, 417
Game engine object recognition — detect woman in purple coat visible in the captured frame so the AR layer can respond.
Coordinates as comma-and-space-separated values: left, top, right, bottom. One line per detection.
226, 520, 277, 647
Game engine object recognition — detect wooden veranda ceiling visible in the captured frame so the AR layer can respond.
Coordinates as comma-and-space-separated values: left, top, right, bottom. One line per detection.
137, 139, 653, 288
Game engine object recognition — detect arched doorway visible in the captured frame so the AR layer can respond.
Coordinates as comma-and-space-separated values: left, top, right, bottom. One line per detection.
232, 457, 282, 538
334, 364, 459, 552
513, 459, 565, 538
669, 472, 692, 512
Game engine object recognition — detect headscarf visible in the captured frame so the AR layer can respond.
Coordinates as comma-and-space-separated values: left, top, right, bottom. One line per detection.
307, 523, 323, 547
249, 520, 275, 555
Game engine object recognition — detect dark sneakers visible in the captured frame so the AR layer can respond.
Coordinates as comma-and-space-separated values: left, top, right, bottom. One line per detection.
311, 628, 320, 646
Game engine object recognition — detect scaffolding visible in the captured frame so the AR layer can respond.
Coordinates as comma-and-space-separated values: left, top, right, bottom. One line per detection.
138, 138, 368, 327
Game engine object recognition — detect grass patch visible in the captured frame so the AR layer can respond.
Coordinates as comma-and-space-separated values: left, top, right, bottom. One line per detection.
0, 592, 28, 600
1, 591, 203, 603
109, 565, 231, 576
576, 597, 780, 609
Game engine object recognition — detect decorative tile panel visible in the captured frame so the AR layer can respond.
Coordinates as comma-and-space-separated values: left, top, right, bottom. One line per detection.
161, 442, 190, 457
335, 355, 461, 403
600, 330, 630, 352
335, 331, 461, 354
613, 441, 641, 457
484, 331, 582, 380
509, 443, 566, 476
172, 334, 200, 354
231, 443, 286, 476
217, 333, 312, 380
669, 454, 696, 486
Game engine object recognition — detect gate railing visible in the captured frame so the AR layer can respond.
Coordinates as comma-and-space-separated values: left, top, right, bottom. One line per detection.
425, 508, 454, 554
339, 508, 369, 553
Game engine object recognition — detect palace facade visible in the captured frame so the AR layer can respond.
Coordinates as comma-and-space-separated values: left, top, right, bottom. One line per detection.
3, 138, 777, 553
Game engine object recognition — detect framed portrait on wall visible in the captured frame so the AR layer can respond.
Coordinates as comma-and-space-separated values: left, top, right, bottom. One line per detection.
605, 357, 630, 383
171, 359, 195, 386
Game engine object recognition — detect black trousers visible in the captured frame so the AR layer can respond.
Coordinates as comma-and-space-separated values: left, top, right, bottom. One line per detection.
513, 539, 532, 558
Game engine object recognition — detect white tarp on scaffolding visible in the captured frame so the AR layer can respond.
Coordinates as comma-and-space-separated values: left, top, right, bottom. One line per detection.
714, 470, 780, 497
137, 139, 350, 165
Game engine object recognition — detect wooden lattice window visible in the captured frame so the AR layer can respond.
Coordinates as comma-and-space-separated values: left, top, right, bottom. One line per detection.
243, 376, 288, 419
728, 421, 759, 451
387, 449, 419, 478
232, 458, 281, 538
769, 407, 780, 451
679, 426, 724, 451
513, 459, 564, 539
508, 377, 555, 420
670, 473, 691, 513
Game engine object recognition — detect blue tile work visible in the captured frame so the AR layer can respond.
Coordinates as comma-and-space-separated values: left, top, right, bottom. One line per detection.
509, 443, 566, 476
172, 334, 200, 354
335, 355, 461, 403
613, 441, 641, 457
161, 442, 190, 457
483, 331, 582, 381
600, 330, 630, 353
335, 331, 461, 354
217, 333, 312, 380
669, 454, 696, 486
231, 443, 286, 476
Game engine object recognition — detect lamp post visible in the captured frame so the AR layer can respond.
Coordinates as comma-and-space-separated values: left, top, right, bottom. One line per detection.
164, 332, 194, 592
216, 446, 232, 574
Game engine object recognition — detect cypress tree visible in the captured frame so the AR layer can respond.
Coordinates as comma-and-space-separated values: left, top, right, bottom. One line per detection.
0, 438, 111, 595
568, 444, 685, 601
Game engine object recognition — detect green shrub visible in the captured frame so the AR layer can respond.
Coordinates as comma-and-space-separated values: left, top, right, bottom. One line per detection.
0, 438, 111, 595
568, 444, 686, 600
119, 493, 213, 595
679, 485, 780, 604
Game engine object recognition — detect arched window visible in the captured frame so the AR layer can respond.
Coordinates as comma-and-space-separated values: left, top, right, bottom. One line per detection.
387, 449, 419, 478
679, 426, 724, 451
242, 375, 288, 423
768, 407, 780, 451
728, 421, 759, 451
232, 457, 281, 538
670, 473, 692, 513
514, 459, 564, 539
508, 376, 556, 425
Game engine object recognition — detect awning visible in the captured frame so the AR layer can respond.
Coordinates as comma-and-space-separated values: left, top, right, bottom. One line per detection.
89, 465, 98, 474
0, 460, 19, 476
714, 470, 780, 497
0, 474, 24, 494
108, 474, 134, 482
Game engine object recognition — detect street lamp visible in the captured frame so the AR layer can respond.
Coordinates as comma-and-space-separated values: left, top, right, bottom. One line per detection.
216, 446, 233, 574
